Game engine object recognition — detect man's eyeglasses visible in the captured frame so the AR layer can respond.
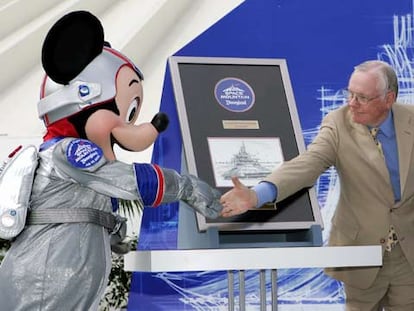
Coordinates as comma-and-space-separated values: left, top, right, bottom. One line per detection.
342, 90, 384, 105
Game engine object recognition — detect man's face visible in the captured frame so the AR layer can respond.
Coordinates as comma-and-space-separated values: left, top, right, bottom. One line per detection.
347, 71, 392, 127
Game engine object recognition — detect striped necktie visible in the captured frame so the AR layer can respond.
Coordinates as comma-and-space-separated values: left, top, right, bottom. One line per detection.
369, 127, 398, 251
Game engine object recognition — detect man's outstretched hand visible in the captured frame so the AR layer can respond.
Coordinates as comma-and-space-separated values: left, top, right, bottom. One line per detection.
220, 176, 258, 217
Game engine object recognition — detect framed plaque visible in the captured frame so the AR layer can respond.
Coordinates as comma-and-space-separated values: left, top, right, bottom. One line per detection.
169, 56, 323, 232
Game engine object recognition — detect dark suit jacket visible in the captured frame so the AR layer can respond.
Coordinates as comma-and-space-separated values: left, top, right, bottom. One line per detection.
264, 103, 414, 289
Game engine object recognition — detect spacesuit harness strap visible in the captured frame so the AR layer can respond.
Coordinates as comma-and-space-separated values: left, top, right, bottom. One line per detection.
27, 208, 123, 233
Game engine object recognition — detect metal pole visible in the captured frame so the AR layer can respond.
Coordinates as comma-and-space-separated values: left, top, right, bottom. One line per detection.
228, 270, 234, 311
271, 269, 278, 311
260, 269, 266, 311
239, 270, 246, 311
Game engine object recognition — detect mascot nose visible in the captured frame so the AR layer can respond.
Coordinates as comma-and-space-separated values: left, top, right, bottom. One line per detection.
151, 112, 169, 133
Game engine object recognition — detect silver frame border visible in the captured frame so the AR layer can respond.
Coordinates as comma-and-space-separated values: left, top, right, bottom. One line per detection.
168, 56, 323, 232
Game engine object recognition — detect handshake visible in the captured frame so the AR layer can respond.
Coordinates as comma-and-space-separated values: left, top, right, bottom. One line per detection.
161, 168, 223, 219
136, 165, 250, 219
161, 170, 252, 219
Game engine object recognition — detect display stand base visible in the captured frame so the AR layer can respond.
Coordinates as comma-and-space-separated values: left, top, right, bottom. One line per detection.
177, 203, 323, 249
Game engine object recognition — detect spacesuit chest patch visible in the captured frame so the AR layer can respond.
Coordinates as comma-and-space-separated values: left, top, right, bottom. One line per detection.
66, 139, 103, 169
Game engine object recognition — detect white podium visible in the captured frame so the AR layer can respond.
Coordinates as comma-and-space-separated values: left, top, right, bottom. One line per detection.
124, 246, 382, 310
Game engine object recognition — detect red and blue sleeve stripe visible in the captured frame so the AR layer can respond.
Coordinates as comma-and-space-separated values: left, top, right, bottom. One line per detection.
133, 163, 164, 207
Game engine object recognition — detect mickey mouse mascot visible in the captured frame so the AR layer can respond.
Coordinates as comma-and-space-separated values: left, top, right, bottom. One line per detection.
0, 11, 222, 310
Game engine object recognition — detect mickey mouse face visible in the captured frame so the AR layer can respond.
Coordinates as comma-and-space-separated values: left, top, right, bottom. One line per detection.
39, 11, 131, 125
39, 10, 161, 161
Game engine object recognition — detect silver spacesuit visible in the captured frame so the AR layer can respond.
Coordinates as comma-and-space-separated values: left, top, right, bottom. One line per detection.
0, 10, 223, 310
0, 136, 221, 310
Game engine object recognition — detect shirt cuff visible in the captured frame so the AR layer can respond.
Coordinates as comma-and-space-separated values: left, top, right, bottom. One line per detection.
253, 181, 277, 208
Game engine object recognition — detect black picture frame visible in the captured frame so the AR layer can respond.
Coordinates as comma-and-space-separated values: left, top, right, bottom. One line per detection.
169, 56, 323, 232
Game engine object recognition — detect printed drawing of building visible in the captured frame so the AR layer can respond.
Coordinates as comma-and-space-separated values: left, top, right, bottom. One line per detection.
222, 142, 272, 180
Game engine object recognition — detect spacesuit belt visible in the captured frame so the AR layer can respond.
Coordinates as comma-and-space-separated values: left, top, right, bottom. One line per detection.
27, 208, 118, 231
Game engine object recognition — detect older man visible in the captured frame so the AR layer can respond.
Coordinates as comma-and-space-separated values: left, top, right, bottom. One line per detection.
220, 60, 414, 310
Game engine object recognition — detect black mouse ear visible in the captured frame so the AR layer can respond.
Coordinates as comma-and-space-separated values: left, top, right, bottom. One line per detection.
41, 10, 104, 84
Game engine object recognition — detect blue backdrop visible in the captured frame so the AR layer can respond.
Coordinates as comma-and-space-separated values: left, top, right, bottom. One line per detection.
128, 0, 414, 309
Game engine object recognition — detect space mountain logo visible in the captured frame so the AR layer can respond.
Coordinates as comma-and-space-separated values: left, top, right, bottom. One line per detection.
66, 139, 103, 168
214, 78, 255, 112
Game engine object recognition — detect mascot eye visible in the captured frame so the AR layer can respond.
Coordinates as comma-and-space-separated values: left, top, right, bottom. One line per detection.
125, 98, 139, 123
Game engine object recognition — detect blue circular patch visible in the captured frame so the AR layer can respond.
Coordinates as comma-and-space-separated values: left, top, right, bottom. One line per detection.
214, 77, 255, 112
66, 139, 103, 169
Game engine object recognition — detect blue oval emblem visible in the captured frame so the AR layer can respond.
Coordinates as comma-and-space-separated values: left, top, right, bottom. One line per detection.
78, 84, 90, 97
66, 139, 103, 169
214, 78, 255, 112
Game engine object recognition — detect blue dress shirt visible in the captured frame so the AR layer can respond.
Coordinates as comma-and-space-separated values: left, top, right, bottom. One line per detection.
374, 111, 401, 202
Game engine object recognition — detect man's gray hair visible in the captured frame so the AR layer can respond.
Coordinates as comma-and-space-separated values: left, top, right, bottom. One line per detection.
354, 60, 398, 96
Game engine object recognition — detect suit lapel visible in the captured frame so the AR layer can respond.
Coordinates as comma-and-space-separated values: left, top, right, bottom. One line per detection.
347, 110, 390, 182
393, 104, 414, 195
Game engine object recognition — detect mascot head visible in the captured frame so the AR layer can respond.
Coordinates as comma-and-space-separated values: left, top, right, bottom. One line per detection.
38, 11, 168, 160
